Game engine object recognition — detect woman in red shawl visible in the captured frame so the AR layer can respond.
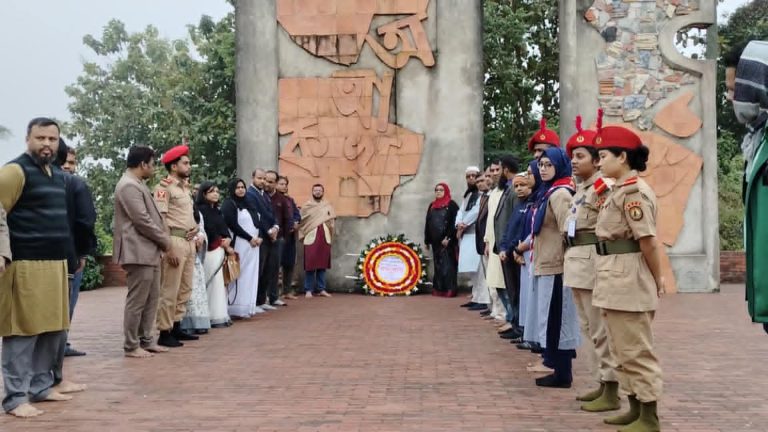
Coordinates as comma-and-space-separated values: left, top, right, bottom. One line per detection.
424, 183, 460, 297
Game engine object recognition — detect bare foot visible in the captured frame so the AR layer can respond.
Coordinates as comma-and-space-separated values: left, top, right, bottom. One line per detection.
8, 403, 44, 418
42, 391, 73, 402
284, 294, 298, 300
319, 291, 332, 297
305, 292, 313, 298
125, 348, 154, 358
143, 344, 169, 353
526, 363, 554, 373
497, 323, 513, 332
53, 380, 87, 394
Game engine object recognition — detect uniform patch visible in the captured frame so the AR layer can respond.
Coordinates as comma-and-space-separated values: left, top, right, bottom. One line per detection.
595, 197, 607, 208
155, 190, 168, 201
625, 201, 643, 221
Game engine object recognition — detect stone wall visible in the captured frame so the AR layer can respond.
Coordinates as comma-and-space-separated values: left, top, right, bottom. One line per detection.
560, 0, 720, 292
235, 0, 484, 289
720, 251, 746, 285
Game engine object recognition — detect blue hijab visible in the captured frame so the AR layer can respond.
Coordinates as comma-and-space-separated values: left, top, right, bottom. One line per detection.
531, 147, 574, 236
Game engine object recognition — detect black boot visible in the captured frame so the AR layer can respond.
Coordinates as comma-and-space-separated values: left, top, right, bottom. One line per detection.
157, 330, 183, 348
172, 322, 199, 341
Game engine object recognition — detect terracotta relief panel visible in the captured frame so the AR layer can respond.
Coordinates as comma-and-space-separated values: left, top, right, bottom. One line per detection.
277, 0, 434, 68
278, 70, 424, 217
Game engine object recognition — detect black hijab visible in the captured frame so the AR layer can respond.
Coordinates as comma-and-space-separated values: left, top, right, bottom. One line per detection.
228, 178, 249, 209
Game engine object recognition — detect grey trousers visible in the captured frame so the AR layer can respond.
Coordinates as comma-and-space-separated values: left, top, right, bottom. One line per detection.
123, 264, 161, 352
2, 330, 67, 412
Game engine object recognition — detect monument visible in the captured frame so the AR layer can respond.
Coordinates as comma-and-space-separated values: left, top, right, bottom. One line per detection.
560, 0, 720, 292
236, 0, 484, 289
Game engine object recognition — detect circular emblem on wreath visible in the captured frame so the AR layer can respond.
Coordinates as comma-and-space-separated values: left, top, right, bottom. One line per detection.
595, 137, 602, 144
356, 234, 427, 296
576, 135, 585, 143
539, 133, 546, 140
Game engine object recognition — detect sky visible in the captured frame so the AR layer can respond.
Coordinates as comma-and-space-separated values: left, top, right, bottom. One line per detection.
0, 0, 232, 163
0, 0, 750, 164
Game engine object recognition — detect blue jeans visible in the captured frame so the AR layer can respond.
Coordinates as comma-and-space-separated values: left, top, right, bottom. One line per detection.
304, 270, 326, 293
69, 270, 83, 321
496, 288, 513, 324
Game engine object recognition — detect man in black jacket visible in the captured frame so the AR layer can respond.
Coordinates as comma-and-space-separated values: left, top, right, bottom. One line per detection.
54, 139, 97, 358
246, 168, 280, 309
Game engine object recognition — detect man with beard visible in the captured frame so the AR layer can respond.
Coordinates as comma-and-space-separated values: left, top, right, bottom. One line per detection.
298, 184, 336, 298
264, 170, 293, 306
482, 161, 507, 322
153, 145, 199, 347
455, 166, 482, 293
246, 168, 280, 310
0, 118, 80, 417
494, 155, 521, 340
463, 171, 491, 310
277, 175, 301, 300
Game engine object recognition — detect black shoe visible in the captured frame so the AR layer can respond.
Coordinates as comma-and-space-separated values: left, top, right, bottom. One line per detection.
460, 302, 476, 308
535, 373, 572, 388
530, 343, 544, 354
172, 322, 199, 341
499, 328, 517, 336
64, 347, 87, 357
468, 304, 489, 311
157, 331, 183, 348
194, 329, 209, 335
516, 341, 534, 350
479, 310, 491, 317
500, 332, 522, 341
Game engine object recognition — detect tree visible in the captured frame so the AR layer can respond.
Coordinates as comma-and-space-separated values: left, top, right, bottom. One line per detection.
65, 10, 236, 235
483, 0, 560, 164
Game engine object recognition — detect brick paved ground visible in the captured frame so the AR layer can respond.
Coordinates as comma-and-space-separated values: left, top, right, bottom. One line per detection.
1, 284, 767, 431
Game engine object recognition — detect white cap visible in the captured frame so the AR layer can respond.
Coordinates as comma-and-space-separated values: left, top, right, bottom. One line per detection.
465, 166, 480, 174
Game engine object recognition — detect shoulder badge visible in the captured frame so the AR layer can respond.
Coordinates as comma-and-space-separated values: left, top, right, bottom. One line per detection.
593, 177, 609, 196
625, 201, 643, 221
160, 176, 174, 187
595, 196, 607, 208
620, 177, 638, 187
155, 189, 168, 201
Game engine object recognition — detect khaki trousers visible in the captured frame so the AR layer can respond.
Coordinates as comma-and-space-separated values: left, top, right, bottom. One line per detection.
156, 237, 196, 331
572, 288, 616, 382
123, 264, 161, 351
602, 309, 663, 402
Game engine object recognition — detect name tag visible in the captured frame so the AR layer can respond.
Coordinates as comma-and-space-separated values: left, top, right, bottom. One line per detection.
567, 218, 576, 238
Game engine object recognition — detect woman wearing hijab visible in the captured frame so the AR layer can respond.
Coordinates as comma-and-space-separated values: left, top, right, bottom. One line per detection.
196, 181, 234, 328
528, 147, 580, 388
221, 178, 263, 318
424, 183, 460, 297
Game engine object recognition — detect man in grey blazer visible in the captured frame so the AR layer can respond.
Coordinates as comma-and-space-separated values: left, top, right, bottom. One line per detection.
493, 155, 521, 337
113, 146, 172, 358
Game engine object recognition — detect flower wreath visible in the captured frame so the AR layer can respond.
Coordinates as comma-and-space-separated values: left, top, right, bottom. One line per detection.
356, 234, 427, 296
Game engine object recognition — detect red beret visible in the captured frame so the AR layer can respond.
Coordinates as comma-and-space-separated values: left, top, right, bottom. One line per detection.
527, 117, 560, 152
161, 145, 189, 164
566, 115, 597, 158
592, 108, 642, 151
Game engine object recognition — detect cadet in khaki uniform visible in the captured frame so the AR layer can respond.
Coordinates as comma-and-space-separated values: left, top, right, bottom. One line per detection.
563, 115, 619, 412
593, 122, 663, 432
154, 145, 199, 348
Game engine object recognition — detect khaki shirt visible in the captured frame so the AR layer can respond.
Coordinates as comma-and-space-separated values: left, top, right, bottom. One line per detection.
593, 171, 658, 312
563, 172, 602, 290
153, 176, 196, 231
533, 188, 572, 276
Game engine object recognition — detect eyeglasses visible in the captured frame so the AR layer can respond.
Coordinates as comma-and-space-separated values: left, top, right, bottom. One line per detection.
537, 162, 554, 169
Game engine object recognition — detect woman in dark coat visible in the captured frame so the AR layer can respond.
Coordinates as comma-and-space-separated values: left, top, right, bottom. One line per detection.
424, 182, 460, 297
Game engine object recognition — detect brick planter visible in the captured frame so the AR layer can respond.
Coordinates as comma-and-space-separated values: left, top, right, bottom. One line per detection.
97, 255, 126, 288
720, 251, 746, 284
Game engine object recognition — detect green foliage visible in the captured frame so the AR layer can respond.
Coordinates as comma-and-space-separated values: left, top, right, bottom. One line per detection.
65, 9, 236, 241
79, 255, 104, 292
483, 0, 559, 164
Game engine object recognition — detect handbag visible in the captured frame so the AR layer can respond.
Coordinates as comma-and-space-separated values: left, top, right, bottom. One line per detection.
222, 252, 241, 286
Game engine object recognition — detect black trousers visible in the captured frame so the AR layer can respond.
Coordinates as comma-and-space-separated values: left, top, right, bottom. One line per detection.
501, 259, 521, 326
257, 239, 281, 305
544, 273, 575, 382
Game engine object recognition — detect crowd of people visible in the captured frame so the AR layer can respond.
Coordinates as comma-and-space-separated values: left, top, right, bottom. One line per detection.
0, 118, 337, 417
424, 112, 664, 432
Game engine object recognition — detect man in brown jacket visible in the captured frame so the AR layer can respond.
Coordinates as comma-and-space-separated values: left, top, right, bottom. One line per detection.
113, 146, 172, 358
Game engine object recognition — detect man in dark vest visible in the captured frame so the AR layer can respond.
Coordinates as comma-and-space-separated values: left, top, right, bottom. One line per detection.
0, 118, 84, 417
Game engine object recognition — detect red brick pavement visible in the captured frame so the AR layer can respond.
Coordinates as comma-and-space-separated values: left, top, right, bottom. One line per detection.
1, 284, 768, 432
